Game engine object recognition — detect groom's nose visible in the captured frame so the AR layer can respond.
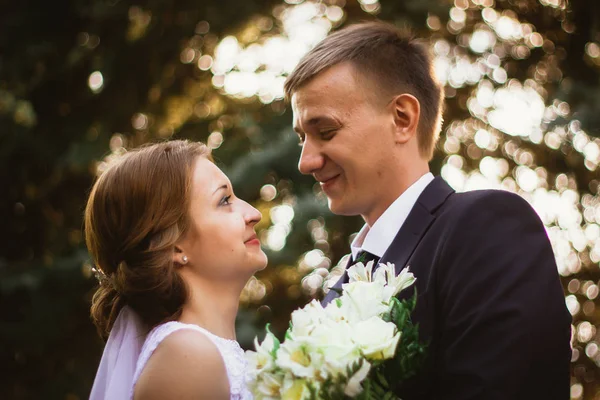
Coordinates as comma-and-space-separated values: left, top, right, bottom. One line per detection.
298, 138, 325, 175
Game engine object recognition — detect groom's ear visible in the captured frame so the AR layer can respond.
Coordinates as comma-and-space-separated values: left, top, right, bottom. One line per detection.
391, 93, 420, 144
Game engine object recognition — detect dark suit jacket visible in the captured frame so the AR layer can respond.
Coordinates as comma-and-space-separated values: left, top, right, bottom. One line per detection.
323, 177, 571, 399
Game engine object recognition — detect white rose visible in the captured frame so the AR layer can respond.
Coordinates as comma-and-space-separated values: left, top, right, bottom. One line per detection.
341, 280, 388, 321
351, 316, 401, 361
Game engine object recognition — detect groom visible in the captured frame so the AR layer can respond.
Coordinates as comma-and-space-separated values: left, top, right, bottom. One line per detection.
285, 21, 571, 399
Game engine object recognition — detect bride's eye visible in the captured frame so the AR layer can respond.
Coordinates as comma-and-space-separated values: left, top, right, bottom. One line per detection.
219, 195, 232, 206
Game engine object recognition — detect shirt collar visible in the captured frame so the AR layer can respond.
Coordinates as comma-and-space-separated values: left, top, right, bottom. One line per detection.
351, 173, 434, 260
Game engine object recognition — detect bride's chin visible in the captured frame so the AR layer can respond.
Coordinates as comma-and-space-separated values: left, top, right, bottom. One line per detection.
253, 253, 268, 271
259, 255, 269, 269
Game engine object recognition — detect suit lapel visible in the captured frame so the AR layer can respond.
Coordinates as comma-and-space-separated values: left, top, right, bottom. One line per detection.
380, 177, 454, 276
380, 201, 435, 276
323, 177, 454, 305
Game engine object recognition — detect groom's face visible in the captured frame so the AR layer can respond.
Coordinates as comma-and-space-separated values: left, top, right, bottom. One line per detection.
291, 62, 398, 222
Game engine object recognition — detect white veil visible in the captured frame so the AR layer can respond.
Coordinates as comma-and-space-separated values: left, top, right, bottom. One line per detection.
89, 306, 146, 400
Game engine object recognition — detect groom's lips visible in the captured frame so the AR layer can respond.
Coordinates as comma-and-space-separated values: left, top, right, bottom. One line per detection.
318, 174, 340, 193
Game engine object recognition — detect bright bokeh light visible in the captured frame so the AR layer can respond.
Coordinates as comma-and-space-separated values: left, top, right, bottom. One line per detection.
88, 71, 104, 93
487, 82, 545, 138
262, 204, 295, 252
207, 131, 224, 149
260, 184, 277, 202
470, 29, 496, 53
209, 2, 342, 102
240, 276, 267, 303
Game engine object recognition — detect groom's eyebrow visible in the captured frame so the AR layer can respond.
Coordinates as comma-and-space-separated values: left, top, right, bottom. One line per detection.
294, 116, 337, 133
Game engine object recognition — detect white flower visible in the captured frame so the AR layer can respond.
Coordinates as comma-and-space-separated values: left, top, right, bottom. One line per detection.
352, 316, 401, 361
246, 331, 278, 377
324, 296, 364, 327
323, 298, 347, 322
373, 264, 416, 302
341, 280, 388, 321
387, 265, 416, 298
290, 299, 326, 337
308, 319, 361, 379
347, 260, 375, 283
281, 373, 313, 400
248, 260, 419, 399
344, 360, 371, 396
254, 372, 284, 400
372, 263, 388, 285
276, 337, 321, 379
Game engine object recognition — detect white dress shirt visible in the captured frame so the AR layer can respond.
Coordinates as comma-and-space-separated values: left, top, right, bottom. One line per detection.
351, 173, 434, 260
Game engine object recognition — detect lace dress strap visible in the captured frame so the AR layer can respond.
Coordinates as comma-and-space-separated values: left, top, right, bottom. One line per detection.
130, 321, 251, 400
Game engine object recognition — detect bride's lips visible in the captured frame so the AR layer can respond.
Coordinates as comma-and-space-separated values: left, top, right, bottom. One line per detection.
245, 234, 261, 246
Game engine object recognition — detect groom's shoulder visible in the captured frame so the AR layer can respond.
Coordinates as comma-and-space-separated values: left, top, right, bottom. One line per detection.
450, 187, 529, 206
443, 188, 537, 218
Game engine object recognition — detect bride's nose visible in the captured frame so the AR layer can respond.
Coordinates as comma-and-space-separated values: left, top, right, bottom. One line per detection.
243, 202, 262, 226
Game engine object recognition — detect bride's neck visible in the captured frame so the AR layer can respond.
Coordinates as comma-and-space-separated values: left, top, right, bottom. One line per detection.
178, 278, 243, 340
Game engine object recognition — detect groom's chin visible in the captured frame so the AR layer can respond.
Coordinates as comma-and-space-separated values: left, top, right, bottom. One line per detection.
326, 198, 357, 217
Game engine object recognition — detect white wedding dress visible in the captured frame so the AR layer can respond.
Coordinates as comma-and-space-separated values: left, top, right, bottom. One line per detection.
130, 321, 253, 400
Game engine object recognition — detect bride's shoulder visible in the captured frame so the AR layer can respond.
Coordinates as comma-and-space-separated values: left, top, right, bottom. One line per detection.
133, 324, 229, 400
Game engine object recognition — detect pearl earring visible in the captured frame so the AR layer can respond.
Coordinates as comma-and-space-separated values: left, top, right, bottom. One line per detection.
182, 255, 188, 264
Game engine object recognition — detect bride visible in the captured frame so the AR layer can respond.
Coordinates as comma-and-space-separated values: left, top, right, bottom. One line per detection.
86, 140, 266, 399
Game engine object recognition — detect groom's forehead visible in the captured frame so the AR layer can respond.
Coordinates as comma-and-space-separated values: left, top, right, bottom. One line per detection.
291, 79, 358, 117
291, 92, 341, 128
292, 63, 360, 101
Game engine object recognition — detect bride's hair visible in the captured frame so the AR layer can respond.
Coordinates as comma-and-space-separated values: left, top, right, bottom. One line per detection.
85, 140, 210, 339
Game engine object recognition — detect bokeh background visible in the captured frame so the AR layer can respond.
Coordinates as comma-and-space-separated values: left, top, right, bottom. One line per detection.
1, 0, 599, 398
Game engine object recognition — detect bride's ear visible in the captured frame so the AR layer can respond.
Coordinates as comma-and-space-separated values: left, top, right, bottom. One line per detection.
172, 245, 188, 267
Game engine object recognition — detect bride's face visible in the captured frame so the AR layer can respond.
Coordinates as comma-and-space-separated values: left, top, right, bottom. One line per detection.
177, 158, 267, 281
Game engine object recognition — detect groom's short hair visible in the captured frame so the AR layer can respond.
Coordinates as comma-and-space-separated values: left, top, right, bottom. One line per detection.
284, 21, 444, 160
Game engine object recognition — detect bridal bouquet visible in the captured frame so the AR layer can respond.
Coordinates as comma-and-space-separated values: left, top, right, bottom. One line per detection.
246, 261, 427, 400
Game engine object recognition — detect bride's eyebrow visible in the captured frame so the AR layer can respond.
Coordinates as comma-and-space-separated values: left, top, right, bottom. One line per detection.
212, 184, 229, 195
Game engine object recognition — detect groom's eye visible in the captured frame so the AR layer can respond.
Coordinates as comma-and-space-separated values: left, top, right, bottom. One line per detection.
320, 129, 337, 140
297, 134, 305, 146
